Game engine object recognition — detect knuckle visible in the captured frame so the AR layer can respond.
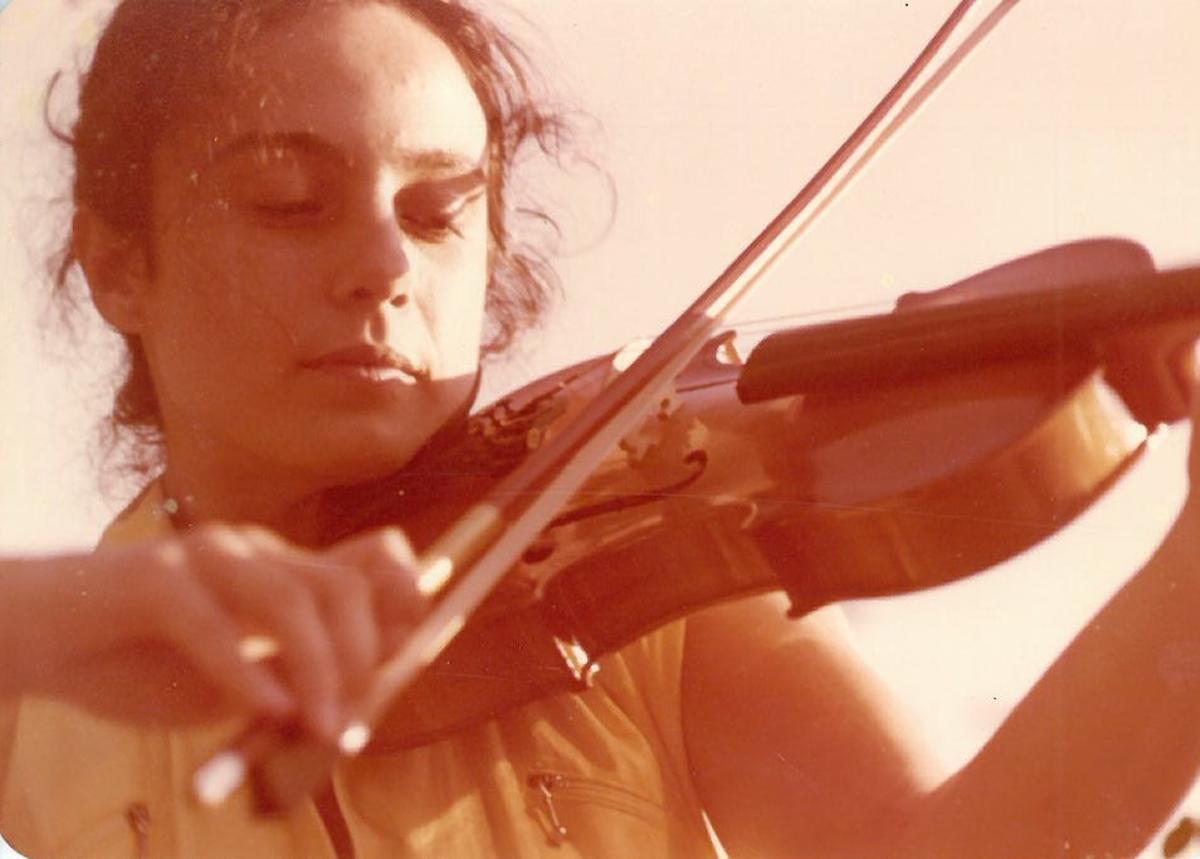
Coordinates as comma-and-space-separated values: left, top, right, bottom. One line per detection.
137, 542, 192, 605
235, 523, 285, 551
184, 523, 245, 560
146, 538, 187, 577
184, 521, 222, 546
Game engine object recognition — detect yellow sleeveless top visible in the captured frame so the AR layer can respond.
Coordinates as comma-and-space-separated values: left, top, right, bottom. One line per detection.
0, 485, 717, 858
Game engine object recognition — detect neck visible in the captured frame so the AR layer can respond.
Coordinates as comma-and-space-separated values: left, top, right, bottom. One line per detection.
160, 445, 332, 547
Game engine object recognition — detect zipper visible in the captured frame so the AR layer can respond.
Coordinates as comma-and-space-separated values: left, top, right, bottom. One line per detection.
526, 771, 666, 846
124, 802, 151, 859
528, 773, 570, 845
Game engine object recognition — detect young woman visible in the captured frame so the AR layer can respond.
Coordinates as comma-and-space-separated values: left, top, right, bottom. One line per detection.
2, 1, 1199, 856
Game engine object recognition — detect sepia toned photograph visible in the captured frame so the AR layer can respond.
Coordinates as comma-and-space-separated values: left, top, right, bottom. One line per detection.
1, 1, 1199, 856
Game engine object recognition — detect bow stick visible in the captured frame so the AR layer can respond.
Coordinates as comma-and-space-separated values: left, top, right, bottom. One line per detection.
193, 0, 1021, 809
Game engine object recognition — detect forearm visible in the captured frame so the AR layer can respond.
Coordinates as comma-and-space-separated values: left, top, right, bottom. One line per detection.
0, 554, 80, 698
899, 497, 1200, 857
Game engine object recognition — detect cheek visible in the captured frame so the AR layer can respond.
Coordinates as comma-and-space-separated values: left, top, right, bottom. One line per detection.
158, 223, 310, 336
427, 245, 490, 374
144, 239, 302, 395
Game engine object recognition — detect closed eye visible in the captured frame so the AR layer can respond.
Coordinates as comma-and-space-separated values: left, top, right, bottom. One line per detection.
398, 197, 477, 241
394, 169, 486, 243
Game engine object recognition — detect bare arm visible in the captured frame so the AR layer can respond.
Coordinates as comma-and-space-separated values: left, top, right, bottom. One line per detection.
898, 498, 1200, 857
0, 525, 425, 737
684, 476, 1200, 859
683, 598, 942, 857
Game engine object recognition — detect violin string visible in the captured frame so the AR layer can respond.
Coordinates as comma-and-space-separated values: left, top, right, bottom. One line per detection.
360, 0, 1020, 743
191, 0, 1029, 806
727, 299, 897, 332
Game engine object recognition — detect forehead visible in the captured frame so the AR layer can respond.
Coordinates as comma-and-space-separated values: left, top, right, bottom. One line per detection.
175, 2, 488, 168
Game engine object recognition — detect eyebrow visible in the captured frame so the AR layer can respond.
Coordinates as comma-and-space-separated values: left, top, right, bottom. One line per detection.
210, 131, 483, 174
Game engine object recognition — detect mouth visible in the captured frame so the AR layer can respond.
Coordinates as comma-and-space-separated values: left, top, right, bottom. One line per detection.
303, 344, 429, 386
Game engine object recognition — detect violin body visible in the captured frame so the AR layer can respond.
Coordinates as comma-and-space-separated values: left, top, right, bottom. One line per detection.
344, 240, 1197, 751
185, 0, 1198, 806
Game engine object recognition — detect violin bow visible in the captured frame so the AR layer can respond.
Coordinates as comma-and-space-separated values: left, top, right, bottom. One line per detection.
193, 0, 1022, 809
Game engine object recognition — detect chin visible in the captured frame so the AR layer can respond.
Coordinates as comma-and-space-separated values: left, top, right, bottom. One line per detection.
285, 375, 477, 487
302, 428, 434, 487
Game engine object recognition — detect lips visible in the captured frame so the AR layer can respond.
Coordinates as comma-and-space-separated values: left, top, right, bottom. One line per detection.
302, 344, 429, 384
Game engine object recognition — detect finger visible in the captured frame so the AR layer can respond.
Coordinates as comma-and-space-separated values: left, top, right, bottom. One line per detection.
237, 528, 382, 695
336, 528, 427, 625
189, 529, 344, 741
262, 583, 343, 741
151, 565, 296, 719
298, 559, 380, 698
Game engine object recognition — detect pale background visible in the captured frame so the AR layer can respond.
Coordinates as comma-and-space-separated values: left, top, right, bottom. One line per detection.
2, 1, 1199, 856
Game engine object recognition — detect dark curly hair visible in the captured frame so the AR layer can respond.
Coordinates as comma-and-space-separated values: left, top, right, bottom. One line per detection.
49, 0, 575, 482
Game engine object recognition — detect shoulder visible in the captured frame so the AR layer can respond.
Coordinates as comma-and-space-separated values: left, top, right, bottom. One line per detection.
681, 594, 873, 706
682, 596, 917, 762
681, 595, 941, 855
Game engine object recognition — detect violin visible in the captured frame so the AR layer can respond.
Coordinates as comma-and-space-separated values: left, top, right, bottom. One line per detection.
192, 1, 1200, 810
313, 237, 1198, 753
221, 239, 1200, 811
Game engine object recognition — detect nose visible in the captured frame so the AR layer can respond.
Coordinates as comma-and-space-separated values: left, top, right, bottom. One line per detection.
330, 203, 411, 308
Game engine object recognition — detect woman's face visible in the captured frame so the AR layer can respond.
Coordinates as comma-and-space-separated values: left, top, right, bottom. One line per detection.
136, 2, 490, 488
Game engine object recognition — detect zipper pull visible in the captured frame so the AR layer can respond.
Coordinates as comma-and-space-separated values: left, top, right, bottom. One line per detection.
527, 773, 569, 845
124, 802, 151, 858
